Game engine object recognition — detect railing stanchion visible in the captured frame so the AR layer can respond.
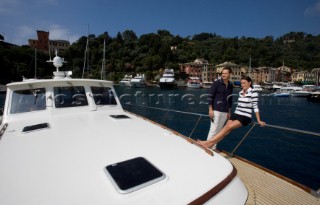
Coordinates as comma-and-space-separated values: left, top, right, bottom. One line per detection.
189, 116, 202, 138
229, 123, 257, 157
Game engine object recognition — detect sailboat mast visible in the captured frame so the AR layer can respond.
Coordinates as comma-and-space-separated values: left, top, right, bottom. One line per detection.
101, 37, 106, 80
82, 25, 90, 78
35, 48, 37, 79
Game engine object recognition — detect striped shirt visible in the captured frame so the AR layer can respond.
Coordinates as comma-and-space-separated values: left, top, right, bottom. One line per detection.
234, 87, 259, 118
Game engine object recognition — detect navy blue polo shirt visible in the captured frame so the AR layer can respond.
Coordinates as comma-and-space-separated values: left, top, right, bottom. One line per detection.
208, 79, 233, 112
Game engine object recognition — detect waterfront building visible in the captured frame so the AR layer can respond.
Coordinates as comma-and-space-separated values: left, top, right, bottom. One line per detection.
276, 65, 292, 82
28, 30, 70, 53
216, 61, 243, 83
292, 71, 307, 83
249, 67, 278, 84
179, 59, 215, 82
311, 68, 320, 86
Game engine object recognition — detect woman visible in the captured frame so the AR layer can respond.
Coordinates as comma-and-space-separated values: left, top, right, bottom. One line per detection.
198, 76, 266, 149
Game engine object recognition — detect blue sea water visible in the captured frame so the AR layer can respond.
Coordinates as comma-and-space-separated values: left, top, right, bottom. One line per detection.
114, 85, 320, 191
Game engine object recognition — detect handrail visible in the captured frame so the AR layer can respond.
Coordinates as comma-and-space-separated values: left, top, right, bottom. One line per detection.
229, 122, 320, 156
126, 104, 320, 138
263, 123, 320, 137
126, 104, 208, 117
124, 104, 320, 196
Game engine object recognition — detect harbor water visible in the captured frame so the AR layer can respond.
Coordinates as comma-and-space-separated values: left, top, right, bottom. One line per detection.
114, 85, 320, 191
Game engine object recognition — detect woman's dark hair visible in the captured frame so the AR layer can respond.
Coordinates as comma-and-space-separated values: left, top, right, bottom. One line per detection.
240, 76, 253, 88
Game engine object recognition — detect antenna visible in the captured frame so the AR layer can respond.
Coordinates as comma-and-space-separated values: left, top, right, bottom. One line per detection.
48, 30, 52, 61
82, 24, 90, 78
101, 35, 106, 80
35, 48, 37, 79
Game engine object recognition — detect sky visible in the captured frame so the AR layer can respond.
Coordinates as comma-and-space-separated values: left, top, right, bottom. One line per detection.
1, 0, 320, 46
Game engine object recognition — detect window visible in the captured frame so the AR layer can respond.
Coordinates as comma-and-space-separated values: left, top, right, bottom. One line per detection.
10, 88, 46, 114
91, 86, 117, 105
54, 86, 88, 108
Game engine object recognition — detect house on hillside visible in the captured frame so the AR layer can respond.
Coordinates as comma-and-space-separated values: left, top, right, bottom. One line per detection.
179, 59, 215, 82
28, 30, 70, 53
216, 61, 243, 83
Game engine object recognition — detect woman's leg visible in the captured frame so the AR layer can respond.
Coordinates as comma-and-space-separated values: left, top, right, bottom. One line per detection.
198, 120, 243, 148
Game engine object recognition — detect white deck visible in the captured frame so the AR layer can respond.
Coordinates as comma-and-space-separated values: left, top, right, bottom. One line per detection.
0, 78, 248, 205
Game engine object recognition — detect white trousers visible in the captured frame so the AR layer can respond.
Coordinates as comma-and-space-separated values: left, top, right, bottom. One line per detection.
207, 111, 228, 148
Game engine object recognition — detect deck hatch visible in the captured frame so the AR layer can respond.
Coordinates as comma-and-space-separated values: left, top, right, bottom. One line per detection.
105, 157, 166, 194
110, 115, 130, 119
22, 123, 49, 133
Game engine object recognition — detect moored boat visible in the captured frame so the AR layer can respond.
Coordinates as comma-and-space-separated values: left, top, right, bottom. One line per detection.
307, 89, 320, 102
159, 69, 177, 89
202, 81, 213, 89
130, 74, 146, 88
290, 89, 311, 97
187, 77, 202, 89
0, 53, 248, 204
252, 84, 263, 92
119, 75, 132, 86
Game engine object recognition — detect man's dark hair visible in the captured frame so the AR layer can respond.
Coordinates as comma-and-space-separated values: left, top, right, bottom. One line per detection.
222, 67, 232, 74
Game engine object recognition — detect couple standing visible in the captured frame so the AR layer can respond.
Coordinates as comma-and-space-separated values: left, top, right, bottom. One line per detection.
198, 67, 266, 149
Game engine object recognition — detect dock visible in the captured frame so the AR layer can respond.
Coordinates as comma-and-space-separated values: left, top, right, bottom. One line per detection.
222, 153, 320, 205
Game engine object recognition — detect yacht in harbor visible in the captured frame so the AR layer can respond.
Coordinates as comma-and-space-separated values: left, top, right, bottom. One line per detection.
202, 81, 213, 89
119, 74, 132, 86
159, 69, 177, 89
187, 77, 202, 88
252, 84, 263, 92
307, 88, 320, 102
0, 53, 248, 205
130, 74, 146, 88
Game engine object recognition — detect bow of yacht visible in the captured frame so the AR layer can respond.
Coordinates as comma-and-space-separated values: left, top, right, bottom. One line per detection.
0, 54, 248, 205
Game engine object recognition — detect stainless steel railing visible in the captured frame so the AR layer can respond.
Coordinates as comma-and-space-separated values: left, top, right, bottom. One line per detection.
125, 104, 320, 196
230, 122, 320, 156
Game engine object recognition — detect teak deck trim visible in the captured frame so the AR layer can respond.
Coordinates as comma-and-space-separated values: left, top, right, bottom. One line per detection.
222, 152, 320, 205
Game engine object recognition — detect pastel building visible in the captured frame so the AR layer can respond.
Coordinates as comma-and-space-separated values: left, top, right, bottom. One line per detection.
28, 30, 70, 53
179, 59, 215, 82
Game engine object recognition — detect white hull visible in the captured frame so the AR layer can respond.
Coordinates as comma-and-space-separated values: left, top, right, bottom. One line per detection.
119, 75, 133, 86
202, 82, 213, 89
119, 81, 132, 86
187, 77, 202, 89
0, 79, 247, 205
0, 56, 247, 204
159, 69, 177, 89
187, 83, 202, 88
130, 74, 147, 88
130, 82, 146, 87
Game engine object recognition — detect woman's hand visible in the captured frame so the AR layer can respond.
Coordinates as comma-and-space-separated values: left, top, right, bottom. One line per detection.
258, 120, 266, 127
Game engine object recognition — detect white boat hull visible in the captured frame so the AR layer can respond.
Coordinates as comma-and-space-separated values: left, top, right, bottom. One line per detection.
0, 77, 248, 204
187, 83, 202, 88
119, 81, 132, 86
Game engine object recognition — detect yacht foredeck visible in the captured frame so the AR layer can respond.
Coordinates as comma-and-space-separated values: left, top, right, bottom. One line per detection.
222, 153, 320, 205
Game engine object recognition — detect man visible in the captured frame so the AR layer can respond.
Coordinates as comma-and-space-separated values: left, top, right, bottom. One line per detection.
207, 67, 233, 150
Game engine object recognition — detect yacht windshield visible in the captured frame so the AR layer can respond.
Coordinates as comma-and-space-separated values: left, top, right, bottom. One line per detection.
10, 88, 46, 114
54, 86, 88, 108
91, 86, 117, 105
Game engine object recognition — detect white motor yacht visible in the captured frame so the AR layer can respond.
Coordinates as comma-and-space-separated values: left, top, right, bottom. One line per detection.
202, 81, 213, 89
0, 53, 248, 205
119, 75, 132, 86
130, 74, 147, 88
159, 69, 177, 89
290, 88, 311, 97
252, 84, 263, 92
187, 77, 202, 89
